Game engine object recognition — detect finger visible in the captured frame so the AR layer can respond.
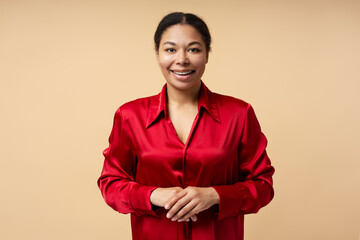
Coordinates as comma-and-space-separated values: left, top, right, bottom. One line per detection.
164, 190, 186, 210
171, 200, 196, 221
178, 206, 200, 222
167, 195, 192, 220
190, 215, 197, 222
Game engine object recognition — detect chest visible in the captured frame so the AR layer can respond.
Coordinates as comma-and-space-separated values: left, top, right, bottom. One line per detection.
168, 105, 199, 145
128, 110, 243, 186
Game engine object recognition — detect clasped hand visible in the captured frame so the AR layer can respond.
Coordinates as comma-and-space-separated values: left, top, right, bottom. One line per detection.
150, 186, 220, 222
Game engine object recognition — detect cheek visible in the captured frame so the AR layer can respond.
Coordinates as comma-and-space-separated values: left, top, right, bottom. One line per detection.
158, 55, 173, 69
191, 55, 208, 67
193, 59, 207, 69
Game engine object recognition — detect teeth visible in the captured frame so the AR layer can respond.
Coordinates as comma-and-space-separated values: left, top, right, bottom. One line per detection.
172, 70, 193, 75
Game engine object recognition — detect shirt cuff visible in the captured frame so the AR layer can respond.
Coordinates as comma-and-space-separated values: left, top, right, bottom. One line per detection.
129, 184, 159, 217
212, 185, 244, 220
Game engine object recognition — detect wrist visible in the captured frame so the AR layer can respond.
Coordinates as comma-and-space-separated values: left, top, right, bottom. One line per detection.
210, 187, 220, 204
150, 188, 159, 205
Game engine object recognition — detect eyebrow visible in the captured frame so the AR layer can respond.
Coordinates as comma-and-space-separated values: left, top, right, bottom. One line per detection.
163, 41, 202, 46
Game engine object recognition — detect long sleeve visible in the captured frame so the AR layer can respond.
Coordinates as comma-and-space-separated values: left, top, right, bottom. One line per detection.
212, 104, 275, 220
97, 107, 158, 216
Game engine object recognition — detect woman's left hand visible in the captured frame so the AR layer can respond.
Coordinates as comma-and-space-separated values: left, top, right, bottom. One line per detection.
165, 186, 220, 222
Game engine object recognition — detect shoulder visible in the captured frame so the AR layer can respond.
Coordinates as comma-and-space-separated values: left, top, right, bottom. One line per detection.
212, 92, 261, 128
114, 94, 159, 120
119, 94, 156, 111
212, 92, 251, 113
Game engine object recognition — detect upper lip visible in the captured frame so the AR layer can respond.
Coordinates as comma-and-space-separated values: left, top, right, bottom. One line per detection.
171, 69, 194, 72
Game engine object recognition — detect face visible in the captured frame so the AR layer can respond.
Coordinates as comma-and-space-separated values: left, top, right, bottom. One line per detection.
157, 24, 208, 92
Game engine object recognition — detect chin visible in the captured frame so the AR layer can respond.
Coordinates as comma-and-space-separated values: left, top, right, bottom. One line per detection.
167, 79, 201, 91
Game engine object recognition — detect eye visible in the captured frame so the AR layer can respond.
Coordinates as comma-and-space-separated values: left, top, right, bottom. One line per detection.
189, 48, 200, 53
165, 48, 176, 53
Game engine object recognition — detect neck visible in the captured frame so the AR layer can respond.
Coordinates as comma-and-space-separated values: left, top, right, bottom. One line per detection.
166, 82, 201, 107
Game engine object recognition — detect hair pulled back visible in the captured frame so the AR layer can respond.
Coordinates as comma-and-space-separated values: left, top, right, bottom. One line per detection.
154, 12, 211, 53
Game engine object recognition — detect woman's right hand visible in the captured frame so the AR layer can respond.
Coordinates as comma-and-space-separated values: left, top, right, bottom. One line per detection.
150, 187, 183, 208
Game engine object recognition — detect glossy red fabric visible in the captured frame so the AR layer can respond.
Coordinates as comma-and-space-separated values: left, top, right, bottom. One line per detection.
98, 81, 275, 240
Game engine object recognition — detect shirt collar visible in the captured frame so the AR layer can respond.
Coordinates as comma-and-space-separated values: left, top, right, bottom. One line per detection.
146, 81, 221, 129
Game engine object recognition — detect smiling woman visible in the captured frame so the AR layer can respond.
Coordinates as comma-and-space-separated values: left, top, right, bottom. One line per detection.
97, 12, 275, 240
157, 24, 208, 93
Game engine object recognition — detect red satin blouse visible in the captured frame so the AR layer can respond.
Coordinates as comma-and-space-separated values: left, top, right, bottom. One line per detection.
98, 81, 275, 240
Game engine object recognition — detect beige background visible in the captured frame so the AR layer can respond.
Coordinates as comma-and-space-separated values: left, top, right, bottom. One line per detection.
1, 0, 359, 239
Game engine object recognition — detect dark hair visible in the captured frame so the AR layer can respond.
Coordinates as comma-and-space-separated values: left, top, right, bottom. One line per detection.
154, 12, 211, 53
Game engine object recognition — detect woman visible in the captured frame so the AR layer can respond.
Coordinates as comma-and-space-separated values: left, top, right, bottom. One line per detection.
98, 12, 275, 240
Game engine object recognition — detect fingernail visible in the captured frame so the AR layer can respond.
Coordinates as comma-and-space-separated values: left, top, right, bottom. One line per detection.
165, 204, 169, 209
178, 219, 183, 222
166, 213, 171, 218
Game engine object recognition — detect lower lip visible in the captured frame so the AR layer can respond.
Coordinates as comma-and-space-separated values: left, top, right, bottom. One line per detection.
171, 71, 194, 81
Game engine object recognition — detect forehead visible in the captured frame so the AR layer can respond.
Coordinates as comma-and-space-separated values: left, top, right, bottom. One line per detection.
160, 24, 204, 44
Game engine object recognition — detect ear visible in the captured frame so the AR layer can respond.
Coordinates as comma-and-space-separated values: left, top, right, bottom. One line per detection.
206, 53, 209, 64
156, 51, 160, 64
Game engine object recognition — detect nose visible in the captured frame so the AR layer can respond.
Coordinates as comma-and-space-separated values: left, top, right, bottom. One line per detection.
176, 50, 189, 65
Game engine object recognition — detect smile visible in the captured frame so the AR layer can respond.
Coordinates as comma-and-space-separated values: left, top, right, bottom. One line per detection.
171, 70, 195, 75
